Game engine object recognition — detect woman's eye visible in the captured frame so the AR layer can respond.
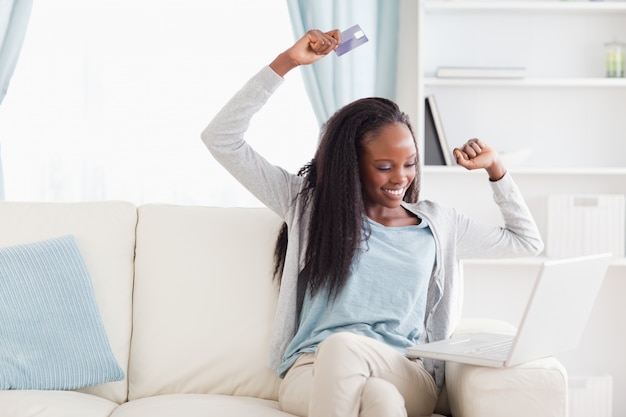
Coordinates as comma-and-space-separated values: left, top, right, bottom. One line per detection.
377, 166, 392, 172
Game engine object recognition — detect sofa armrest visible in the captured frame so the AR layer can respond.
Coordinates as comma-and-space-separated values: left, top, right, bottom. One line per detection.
444, 318, 568, 417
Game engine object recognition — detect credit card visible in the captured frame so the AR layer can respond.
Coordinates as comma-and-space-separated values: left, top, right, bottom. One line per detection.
335, 24, 369, 56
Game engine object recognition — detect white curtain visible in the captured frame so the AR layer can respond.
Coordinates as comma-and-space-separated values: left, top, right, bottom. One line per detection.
0, 0, 318, 205
0, 144, 4, 200
286, 0, 400, 126
0, 0, 33, 200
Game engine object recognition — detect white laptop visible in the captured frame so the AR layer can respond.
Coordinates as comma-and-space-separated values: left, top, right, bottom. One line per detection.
406, 253, 611, 367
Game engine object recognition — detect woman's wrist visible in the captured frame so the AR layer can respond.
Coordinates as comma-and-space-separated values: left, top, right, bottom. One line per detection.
486, 160, 507, 182
269, 51, 299, 78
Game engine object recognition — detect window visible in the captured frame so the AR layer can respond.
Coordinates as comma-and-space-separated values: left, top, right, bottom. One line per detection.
0, 0, 318, 205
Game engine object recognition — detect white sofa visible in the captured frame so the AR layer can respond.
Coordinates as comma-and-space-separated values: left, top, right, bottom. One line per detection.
0, 201, 569, 417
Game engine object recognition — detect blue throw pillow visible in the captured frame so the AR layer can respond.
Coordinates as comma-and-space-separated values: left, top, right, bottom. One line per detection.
0, 235, 124, 390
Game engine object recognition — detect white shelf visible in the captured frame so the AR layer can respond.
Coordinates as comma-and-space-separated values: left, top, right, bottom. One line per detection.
424, 1, 626, 13
425, 77, 626, 88
423, 166, 626, 176
461, 256, 626, 267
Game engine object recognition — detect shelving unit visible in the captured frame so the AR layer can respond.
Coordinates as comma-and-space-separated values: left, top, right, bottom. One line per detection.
410, 5, 626, 411
414, 0, 626, 264
416, 0, 626, 168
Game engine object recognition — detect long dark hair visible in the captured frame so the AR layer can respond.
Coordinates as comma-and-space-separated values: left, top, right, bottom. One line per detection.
273, 97, 420, 300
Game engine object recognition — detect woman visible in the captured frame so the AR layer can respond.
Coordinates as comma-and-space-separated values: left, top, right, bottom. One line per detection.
202, 29, 543, 417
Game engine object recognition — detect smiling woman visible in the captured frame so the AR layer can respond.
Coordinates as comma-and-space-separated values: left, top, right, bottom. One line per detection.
0, 0, 318, 205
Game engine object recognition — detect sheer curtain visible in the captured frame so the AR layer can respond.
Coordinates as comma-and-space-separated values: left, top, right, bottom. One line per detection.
0, 0, 318, 206
0, 144, 4, 200
0, 0, 33, 200
286, 0, 400, 126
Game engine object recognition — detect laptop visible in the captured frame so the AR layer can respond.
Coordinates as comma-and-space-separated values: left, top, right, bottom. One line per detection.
406, 253, 611, 367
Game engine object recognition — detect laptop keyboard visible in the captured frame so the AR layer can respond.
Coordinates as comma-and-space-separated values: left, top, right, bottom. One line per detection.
463, 339, 513, 359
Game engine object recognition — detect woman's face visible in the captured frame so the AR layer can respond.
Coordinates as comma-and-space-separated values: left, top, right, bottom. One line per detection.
358, 123, 417, 211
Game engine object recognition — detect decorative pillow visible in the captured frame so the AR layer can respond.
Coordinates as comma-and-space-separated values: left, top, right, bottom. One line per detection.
0, 235, 124, 390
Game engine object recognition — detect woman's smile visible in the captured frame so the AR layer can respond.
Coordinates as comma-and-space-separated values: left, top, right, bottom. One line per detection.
359, 123, 417, 213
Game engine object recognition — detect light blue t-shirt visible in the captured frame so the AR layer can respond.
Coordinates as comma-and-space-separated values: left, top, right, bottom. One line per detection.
277, 217, 436, 377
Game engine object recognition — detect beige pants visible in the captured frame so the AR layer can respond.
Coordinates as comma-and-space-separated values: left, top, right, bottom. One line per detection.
278, 332, 438, 417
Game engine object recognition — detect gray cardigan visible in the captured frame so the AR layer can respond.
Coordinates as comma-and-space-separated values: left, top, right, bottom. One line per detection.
201, 66, 544, 391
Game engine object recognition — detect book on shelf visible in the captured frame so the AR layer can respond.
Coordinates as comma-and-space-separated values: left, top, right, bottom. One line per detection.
424, 95, 453, 166
436, 66, 527, 79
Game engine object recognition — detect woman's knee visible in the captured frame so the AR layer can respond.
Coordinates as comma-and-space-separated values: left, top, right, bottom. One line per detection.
313, 332, 371, 382
361, 377, 406, 417
319, 331, 359, 347
316, 331, 361, 359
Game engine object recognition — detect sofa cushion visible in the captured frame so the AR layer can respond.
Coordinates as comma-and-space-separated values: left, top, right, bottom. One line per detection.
0, 201, 137, 403
111, 394, 296, 417
0, 390, 119, 417
0, 235, 124, 390
446, 318, 568, 417
445, 357, 568, 417
130, 205, 283, 401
